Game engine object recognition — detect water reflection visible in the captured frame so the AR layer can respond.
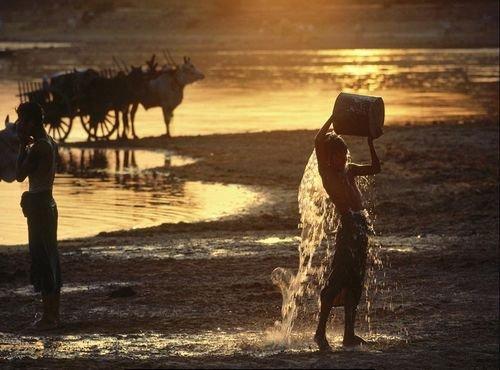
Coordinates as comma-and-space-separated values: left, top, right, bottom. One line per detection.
0, 41, 72, 51
0, 148, 262, 246
209, 48, 498, 89
57, 147, 193, 176
55, 148, 192, 194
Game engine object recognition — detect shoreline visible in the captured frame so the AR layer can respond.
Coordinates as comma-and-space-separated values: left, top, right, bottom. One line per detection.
2, 37, 500, 50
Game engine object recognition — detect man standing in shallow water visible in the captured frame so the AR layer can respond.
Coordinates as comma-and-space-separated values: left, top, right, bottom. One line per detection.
313, 112, 381, 350
16, 102, 61, 329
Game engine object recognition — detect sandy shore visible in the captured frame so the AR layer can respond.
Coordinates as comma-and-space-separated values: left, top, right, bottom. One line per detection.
0, 118, 498, 368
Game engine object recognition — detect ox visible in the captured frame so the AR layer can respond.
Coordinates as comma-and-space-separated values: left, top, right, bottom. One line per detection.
126, 56, 205, 138
0, 115, 19, 182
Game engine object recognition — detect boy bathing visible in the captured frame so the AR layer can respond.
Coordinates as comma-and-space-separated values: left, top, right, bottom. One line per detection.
313, 112, 381, 350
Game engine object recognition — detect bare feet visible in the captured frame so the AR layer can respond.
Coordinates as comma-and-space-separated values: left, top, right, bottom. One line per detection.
342, 334, 367, 347
31, 318, 59, 331
33, 319, 60, 331
314, 333, 332, 352
29, 314, 60, 331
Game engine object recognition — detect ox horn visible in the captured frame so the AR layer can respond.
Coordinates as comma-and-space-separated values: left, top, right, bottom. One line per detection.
112, 56, 124, 71
146, 54, 158, 71
166, 50, 177, 66
120, 59, 130, 73
162, 50, 172, 66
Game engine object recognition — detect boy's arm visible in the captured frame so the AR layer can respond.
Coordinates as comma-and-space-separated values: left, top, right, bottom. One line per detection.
16, 144, 31, 182
16, 141, 48, 182
315, 114, 334, 173
349, 137, 381, 176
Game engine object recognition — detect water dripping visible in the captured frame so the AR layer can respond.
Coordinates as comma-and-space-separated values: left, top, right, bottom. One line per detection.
269, 149, 383, 345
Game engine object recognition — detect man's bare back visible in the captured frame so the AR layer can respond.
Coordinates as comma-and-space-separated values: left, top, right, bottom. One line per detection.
315, 114, 380, 215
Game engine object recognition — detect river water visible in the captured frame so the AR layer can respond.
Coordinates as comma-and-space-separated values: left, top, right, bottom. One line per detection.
0, 48, 498, 140
0, 148, 262, 246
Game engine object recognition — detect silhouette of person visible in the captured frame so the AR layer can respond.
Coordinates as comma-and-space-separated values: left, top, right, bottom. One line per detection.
16, 102, 61, 330
313, 112, 381, 350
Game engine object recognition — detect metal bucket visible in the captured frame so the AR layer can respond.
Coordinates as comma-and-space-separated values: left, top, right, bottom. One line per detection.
332, 92, 385, 138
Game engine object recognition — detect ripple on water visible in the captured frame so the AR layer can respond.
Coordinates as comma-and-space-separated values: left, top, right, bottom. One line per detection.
0, 41, 73, 51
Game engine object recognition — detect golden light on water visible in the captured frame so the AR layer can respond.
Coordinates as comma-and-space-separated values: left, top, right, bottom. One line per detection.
0, 148, 263, 245
1, 48, 496, 140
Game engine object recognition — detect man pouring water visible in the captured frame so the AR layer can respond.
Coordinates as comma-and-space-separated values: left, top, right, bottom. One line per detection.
313, 93, 383, 350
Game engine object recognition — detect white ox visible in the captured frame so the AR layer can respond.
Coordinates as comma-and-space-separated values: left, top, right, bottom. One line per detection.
129, 57, 205, 138
0, 116, 19, 182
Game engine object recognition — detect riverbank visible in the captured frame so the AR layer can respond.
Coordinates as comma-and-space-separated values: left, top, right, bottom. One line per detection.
0, 119, 498, 368
67, 118, 499, 236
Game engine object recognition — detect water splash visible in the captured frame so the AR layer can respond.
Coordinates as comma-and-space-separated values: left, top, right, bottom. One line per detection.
269, 149, 380, 345
0, 330, 405, 361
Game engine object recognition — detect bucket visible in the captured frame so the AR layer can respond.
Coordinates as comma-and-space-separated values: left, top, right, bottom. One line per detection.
332, 92, 385, 138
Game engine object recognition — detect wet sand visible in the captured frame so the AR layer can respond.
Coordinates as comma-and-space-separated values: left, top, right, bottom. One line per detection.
1, 119, 498, 368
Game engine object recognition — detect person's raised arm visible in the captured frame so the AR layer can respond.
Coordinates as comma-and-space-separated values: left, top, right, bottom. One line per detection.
348, 137, 381, 177
315, 114, 335, 173
16, 144, 30, 182
16, 141, 44, 182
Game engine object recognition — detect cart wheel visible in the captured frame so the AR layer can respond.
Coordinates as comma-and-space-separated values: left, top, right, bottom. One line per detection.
45, 117, 73, 143
80, 110, 118, 140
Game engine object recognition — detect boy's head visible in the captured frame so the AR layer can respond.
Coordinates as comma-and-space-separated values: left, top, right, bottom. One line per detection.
325, 133, 348, 170
16, 102, 44, 142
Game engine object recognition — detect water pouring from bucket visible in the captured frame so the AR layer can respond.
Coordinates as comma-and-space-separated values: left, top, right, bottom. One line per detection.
269, 93, 384, 349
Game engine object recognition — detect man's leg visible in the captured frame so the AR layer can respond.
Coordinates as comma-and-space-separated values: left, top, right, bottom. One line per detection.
53, 291, 60, 321
47, 290, 60, 324
314, 281, 342, 351
47, 291, 60, 324
46, 202, 61, 325
342, 289, 366, 347
33, 291, 59, 329
34, 204, 61, 329
41, 294, 50, 321
32, 293, 51, 328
